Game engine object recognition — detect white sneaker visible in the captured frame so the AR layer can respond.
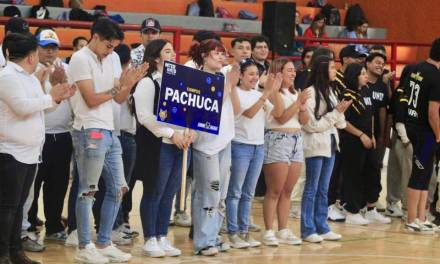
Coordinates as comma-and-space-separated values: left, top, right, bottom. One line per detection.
97, 243, 131, 263
111, 231, 132, 246
320, 231, 342, 241
200, 246, 218, 256
262, 230, 279, 247
228, 234, 250, 249
143, 237, 165, 258
65, 230, 78, 247
174, 212, 192, 227
75, 243, 109, 264
345, 213, 369, 225
364, 208, 392, 224
239, 233, 261, 247
303, 233, 323, 243
158, 236, 181, 257
276, 229, 302, 245
385, 202, 403, 217
418, 219, 439, 232
406, 220, 435, 234
328, 204, 345, 222
289, 204, 301, 219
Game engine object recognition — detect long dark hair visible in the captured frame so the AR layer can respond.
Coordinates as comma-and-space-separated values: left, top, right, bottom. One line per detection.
143, 39, 171, 76
344, 63, 365, 91
307, 55, 334, 120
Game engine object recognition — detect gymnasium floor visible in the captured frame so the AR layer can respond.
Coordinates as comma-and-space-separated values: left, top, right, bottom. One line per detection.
28, 153, 440, 264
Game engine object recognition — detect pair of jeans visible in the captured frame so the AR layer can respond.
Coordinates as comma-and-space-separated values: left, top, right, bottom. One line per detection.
28, 132, 73, 234
140, 143, 188, 238
192, 143, 231, 253
93, 131, 137, 231
301, 151, 336, 238
226, 142, 264, 234
72, 128, 125, 247
0, 154, 36, 256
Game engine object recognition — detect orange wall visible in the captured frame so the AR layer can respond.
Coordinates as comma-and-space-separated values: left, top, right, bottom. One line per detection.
331, 0, 440, 43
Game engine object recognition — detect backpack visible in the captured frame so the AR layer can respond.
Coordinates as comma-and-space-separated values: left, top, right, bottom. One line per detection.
30, 5, 50, 19
321, 4, 340, 25
216, 6, 233, 18
198, 0, 214, 17
186, 2, 200, 16
41, 0, 63, 7
69, 8, 94, 21
239, 9, 257, 20
3, 5, 21, 17
307, 0, 327, 7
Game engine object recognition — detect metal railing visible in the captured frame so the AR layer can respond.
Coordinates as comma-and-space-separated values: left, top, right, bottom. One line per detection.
0, 17, 431, 77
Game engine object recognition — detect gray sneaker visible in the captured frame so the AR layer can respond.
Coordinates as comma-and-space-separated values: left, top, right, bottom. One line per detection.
22, 236, 45, 252
45, 231, 67, 243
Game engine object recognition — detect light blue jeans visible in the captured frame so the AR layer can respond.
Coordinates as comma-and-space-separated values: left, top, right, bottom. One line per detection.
192, 143, 231, 253
72, 128, 125, 247
226, 142, 264, 234
301, 137, 336, 238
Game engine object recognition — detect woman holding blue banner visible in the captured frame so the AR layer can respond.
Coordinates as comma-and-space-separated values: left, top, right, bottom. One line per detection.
133, 39, 196, 258
189, 39, 241, 256
225, 59, 286, 249
262, 58, 311, 247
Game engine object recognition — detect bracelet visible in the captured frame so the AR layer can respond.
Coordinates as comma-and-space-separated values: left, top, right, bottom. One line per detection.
109, 87, 120, 97
359, 133, 364, 138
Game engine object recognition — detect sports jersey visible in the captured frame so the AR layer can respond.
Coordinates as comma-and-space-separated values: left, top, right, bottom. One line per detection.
342, 86, 374, 137
333, 70, 346, 100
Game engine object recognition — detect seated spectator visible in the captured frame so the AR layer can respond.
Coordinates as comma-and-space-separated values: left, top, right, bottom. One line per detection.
303, 13, 329, 48
347, 18, 369, 54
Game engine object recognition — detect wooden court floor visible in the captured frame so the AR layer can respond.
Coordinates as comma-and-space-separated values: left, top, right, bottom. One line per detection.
29, 183, 440, 264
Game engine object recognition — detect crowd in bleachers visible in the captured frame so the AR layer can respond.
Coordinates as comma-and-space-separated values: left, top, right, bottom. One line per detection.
1, 1, 440, 264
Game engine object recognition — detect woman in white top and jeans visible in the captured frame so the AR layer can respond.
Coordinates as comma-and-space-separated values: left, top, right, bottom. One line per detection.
262, 58, 311, 246
225, 59, 284, 249
189, 39, 241, 256
133, 39, 196, 258
300, 55, 351, 243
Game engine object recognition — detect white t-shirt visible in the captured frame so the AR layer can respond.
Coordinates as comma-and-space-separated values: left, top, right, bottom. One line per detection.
184, 59, 198, 69
234, 88, 272, 145
37, 60, 73, 134
68, 46, 116, 130
266, 88, 301, 130
193, 95, 235, 155
110, 52, 123, 136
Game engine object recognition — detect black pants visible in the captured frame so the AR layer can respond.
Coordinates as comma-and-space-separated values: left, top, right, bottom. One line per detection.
341, 136, 381, 214
0, 154, 36, 256
328, 151, 343, 205
28, 133, 72, 234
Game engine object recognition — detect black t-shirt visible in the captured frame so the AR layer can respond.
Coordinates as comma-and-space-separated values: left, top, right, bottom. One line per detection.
333, 70, 346, 100
369, 80, 389, 138
295, 68, 310, 91
404, 61, 440, 130
342, 86, 374, 138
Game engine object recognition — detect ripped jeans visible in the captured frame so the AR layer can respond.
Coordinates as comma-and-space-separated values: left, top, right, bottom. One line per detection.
192, 143, 231, 253
72, 128, 126, 247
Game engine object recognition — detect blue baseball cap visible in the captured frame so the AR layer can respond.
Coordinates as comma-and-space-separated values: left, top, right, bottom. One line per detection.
36, 29, 60, 47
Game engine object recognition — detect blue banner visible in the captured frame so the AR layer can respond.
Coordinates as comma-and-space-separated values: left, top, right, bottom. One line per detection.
156, 61, 225, 135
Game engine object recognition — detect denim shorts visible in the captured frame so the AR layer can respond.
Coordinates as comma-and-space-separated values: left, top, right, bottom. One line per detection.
263, 130, 304, 164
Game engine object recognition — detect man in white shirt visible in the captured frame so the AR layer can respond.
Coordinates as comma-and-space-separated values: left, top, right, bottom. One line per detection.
221, 37, 252, 76
130, 17, 161, 67
0, 32, 74, 264
27, 29, 74, 244
68, 17, 146, 264
0, 17, 30, 69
